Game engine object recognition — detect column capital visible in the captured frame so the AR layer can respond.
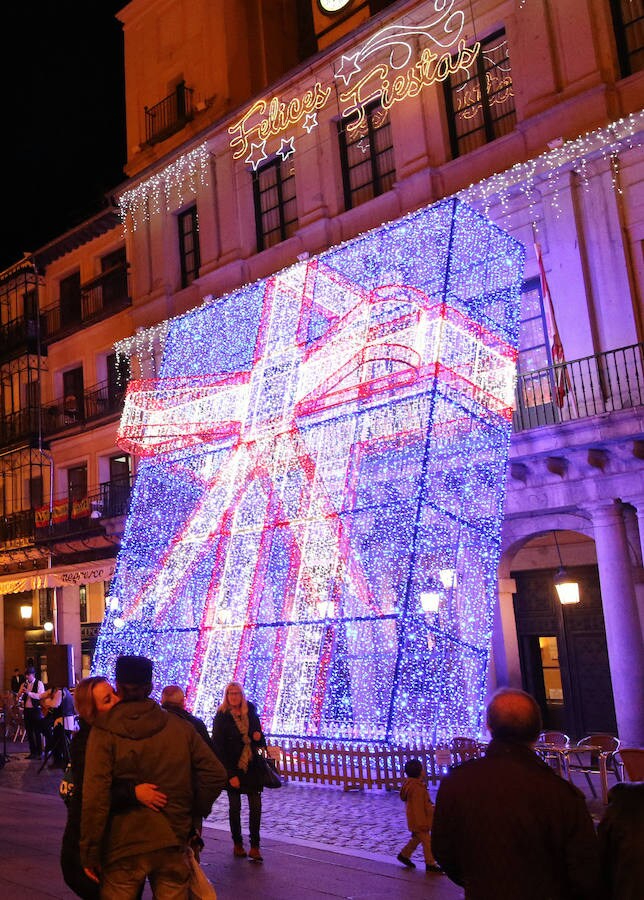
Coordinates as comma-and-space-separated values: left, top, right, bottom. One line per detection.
588, 499, 625, 528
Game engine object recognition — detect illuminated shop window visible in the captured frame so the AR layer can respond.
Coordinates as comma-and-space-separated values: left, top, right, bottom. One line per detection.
610, 0, 644, 76
177, 206, 201, 288
252, 157, 298, 252
338, 99, 395, 210
444, 30, 516, 158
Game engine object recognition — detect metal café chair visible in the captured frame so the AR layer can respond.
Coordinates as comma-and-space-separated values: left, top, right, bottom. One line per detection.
450, 737, 483, 767
617, 748, 644, 782
535, 730, 569, 776
565, 733, 621, 803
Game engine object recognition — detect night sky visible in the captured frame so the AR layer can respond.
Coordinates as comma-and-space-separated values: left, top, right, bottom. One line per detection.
1, 1, 127, 272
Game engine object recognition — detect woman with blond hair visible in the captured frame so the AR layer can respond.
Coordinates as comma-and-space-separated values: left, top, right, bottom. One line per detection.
60, 676, 167, 898
212, 681, 267, 861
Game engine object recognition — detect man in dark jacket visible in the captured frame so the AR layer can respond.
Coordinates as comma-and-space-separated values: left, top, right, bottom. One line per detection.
161, 684, 213, 750
432, 689, 599, 900
80, 655, 227, 897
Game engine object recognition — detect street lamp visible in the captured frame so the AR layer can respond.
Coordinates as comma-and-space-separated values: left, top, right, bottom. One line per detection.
43, 621, 54, 633
20, 604, 32, 620
553, 530, 580, 605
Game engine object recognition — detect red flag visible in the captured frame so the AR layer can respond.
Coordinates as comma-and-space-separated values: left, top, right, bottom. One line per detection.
534, 243, 571, 409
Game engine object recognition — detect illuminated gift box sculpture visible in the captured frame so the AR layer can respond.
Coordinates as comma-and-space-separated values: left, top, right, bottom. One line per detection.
94, 198, 525, 743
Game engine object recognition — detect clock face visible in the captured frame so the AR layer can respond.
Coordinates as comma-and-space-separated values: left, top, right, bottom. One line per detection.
318, 0, 352, 14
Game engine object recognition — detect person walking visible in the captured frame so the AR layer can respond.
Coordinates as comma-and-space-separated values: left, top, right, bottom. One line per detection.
396, 757, 441, 873
212, 681, 267, 862
432, 689, 600, 900
61, 676, 167, 900
80, 656, 227, 898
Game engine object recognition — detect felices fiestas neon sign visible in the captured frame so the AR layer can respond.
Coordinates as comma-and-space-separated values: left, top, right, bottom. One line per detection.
228, 1, 480, 168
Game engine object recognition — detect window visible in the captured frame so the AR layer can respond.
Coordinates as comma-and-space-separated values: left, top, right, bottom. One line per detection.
67, 464, 87, 502
79, 585, 88, 623
444, 30, 516, 158
252, 157, 298, 252
177, 206, 201, 288
59, 271, 82, 326
518, 278, 550, 377
610, 0, 644, 76
107, 352, 130, 405
100, 247, 128, 307
338, 100, 395, 210
63, 367, 84, 421
514, 278, 557, 426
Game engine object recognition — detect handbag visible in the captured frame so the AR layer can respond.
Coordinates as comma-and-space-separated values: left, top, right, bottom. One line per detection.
186, 846, 217, 900
256, 751, 283, 789
59, 763, 75, 805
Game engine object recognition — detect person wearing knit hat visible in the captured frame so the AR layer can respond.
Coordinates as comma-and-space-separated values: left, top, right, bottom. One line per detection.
114, 655, 153, 688
80, 654, 227, 895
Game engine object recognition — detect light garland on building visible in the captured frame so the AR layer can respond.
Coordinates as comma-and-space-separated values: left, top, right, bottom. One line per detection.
457, 110, 644, 228
118, 142, 210, 230
95, 198, 524, 744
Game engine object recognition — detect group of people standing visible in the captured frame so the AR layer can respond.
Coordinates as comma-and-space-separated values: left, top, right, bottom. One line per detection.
11, 657, 641, 899
12, 665, 75, 766
57, 655, 270, 899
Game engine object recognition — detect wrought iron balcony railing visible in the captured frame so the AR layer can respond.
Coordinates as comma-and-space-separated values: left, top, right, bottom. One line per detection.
0, 407, 40, 448
0, 315, 39, 360
0, 509, 35, 548
513, 342, 644, 432
42, 379, 126, 436
41, 263, 130, 344
145, 81, 194, 145
34, 477, 133, 542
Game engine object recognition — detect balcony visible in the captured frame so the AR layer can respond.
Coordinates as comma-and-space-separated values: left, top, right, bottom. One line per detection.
145, 81, 194, 145
34, 477, 133, 543
513, 342, 644, 432
42, 380, 126, 437
0, 407, 40, 449
0, 509, 35, 548
40, 262, 130, 344
0, 315, 40, 362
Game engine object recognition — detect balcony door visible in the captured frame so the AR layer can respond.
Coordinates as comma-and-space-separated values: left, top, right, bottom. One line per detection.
60, 271, 81, 327
63, 367, 84, 421
513, 565, 617, 738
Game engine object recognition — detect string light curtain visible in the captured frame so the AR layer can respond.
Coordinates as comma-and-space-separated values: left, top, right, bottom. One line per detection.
93, 198, 525, 744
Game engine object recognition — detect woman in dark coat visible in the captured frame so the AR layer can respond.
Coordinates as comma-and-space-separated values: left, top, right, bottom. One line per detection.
60, 676, 167, 899
212, 681, 267, 861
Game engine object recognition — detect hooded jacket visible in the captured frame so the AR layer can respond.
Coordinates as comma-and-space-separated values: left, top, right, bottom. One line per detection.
400, 776, 434, 832
80, 699, 227, 868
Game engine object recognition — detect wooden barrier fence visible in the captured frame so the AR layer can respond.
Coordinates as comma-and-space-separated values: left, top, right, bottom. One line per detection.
265, 739, 460, 791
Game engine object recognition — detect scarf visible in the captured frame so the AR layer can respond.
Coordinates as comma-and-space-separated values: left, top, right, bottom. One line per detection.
231, 708, 252, 772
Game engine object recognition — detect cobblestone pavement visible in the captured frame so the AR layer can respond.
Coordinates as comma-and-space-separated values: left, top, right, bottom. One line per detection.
1, 738, 606, 863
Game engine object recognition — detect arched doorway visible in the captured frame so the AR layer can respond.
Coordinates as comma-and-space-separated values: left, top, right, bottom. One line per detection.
509, 531, 617, 738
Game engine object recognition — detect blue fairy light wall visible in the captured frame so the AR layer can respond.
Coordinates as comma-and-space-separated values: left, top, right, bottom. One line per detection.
93, 198, 525, 742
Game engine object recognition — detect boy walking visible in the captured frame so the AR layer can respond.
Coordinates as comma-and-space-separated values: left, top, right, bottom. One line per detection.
397, 758, 441, 873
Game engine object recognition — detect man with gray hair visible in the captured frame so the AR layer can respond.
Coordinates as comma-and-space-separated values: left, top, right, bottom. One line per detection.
432, 689, 599, 899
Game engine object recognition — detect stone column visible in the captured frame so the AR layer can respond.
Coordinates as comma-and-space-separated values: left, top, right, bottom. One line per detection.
55, 587, 82, 685
490, 578, 522, 691
591, 501, 644, 745
628, 496, 644, 645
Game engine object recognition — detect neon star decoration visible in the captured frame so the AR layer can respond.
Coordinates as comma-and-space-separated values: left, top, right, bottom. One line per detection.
96, 199, 524, 743
245, 140, 268, 170
277, 137, 296, 160
302, 112, 318, 134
